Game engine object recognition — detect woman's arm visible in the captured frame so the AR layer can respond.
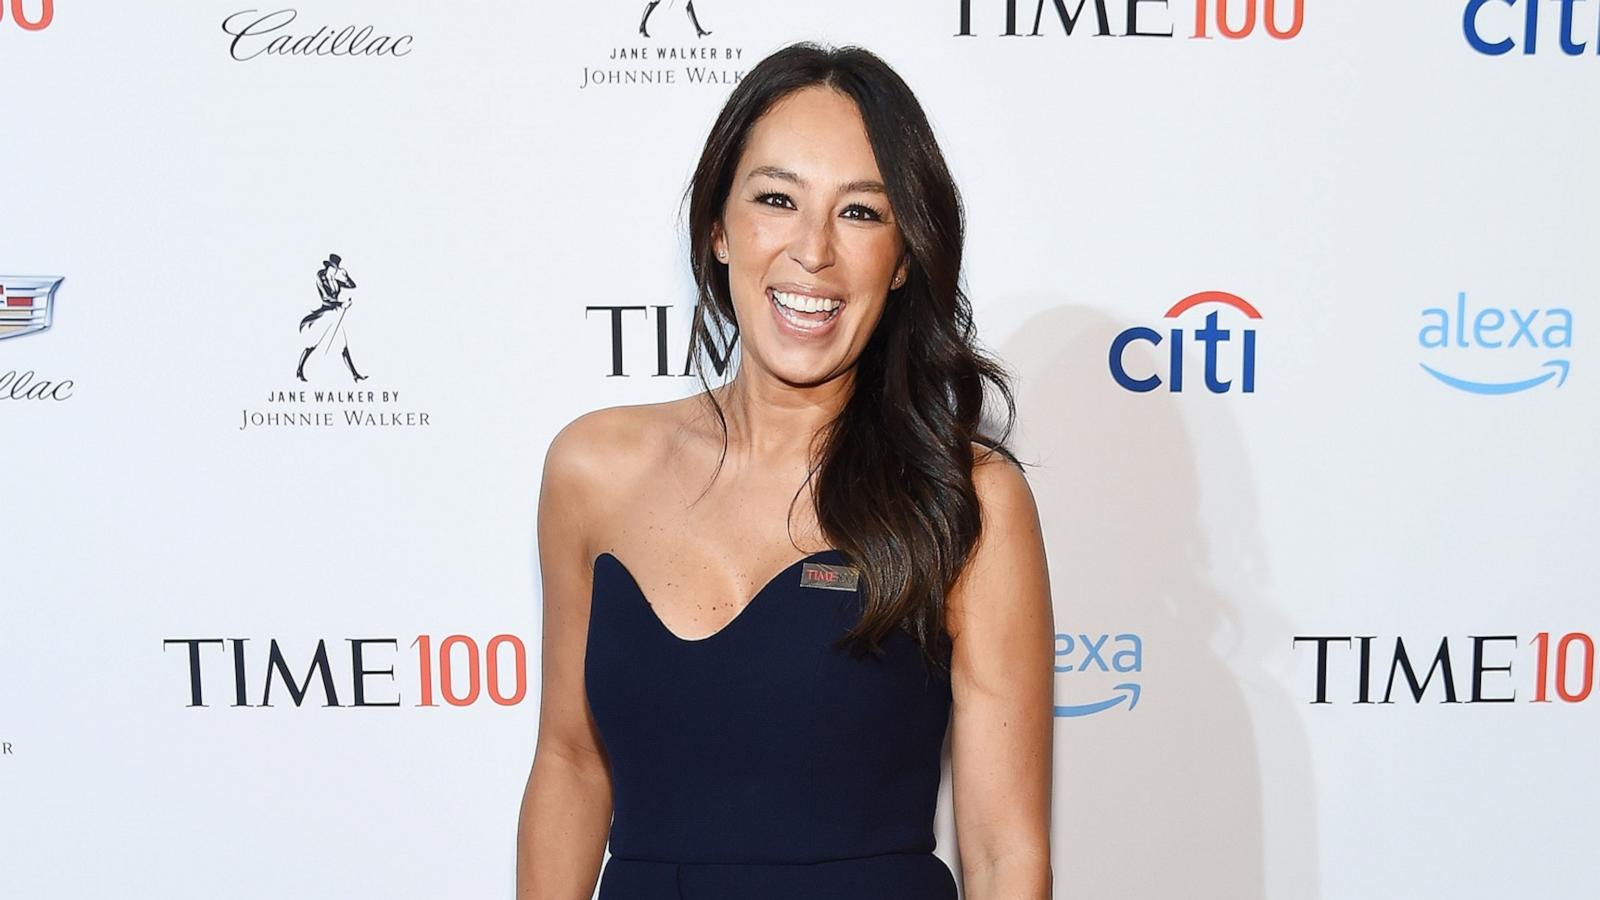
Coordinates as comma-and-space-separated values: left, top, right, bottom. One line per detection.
946, 451, 1055, 899
516, 415, 616, 899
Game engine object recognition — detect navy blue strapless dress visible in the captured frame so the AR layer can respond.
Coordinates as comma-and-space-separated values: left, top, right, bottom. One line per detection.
585, 548, 958, 900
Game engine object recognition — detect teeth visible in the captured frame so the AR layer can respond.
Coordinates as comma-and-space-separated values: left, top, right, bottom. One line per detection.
772, 289, 841, 313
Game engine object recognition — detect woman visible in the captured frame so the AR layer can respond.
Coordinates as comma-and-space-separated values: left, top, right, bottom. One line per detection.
517, 42, 1053, 900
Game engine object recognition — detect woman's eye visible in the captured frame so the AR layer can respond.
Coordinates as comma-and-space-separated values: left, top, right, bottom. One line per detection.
754, 193, 886, 222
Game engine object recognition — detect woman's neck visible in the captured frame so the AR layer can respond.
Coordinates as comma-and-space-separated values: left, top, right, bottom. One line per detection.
708, 369, 853, 459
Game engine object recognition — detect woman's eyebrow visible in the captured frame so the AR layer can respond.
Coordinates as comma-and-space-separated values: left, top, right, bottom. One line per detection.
745, 164, 887, 195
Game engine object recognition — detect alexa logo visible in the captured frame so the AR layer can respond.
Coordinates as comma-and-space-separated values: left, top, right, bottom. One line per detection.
1109, 290, 1261, 393
1417, 292, 1571, 395
1053, 631, 1142, 717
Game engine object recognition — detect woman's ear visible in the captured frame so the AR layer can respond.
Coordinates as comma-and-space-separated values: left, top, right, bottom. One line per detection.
710, 221, 726, 260
892, 254, 910, 290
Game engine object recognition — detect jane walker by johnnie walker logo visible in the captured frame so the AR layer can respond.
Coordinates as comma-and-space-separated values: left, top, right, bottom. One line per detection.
580, 0, 746, 90
237, 252, 432, 432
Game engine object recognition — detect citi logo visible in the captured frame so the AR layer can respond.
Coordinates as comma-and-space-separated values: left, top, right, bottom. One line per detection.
1464, 0, 1600, 56
1418, 292, 1572, 395
1109, 290, 1261, 393
1053, 631, 1142, 717
1, 0, 52, 31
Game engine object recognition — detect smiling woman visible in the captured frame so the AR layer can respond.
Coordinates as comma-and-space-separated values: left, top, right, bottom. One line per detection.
517, 42, 1054, 900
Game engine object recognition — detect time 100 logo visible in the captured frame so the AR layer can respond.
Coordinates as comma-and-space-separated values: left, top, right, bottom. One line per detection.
956, 0, 1304, 39
163, 634, 528, 708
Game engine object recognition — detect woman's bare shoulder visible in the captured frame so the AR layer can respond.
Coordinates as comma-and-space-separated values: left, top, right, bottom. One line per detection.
945, 441, 1043, 640
540, 398, 697, 527
545, 403, 658, 489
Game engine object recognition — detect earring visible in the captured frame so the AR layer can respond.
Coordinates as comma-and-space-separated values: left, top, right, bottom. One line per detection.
717, 249, 728, 260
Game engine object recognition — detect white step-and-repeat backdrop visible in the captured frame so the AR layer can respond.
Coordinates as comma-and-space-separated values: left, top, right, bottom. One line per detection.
2, 2, 1595, 898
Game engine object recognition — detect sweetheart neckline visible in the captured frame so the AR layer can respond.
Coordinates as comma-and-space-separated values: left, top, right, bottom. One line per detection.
592, 548, 845, 644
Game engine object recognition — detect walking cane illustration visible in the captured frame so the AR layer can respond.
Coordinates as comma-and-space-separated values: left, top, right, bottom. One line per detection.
319, 299, 367, 381
318, 300, 349, 357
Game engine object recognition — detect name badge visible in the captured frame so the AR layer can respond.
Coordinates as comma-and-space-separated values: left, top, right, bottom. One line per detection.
800, 562, 860, 592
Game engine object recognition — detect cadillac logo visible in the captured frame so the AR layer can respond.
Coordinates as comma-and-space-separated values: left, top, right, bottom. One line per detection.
0, 277, 64, 341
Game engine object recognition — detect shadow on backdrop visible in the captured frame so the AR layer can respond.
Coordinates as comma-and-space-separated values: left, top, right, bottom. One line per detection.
941, 301, 1324, 900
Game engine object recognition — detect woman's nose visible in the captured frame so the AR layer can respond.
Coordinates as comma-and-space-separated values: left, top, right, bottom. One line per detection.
787, 209, 835, 272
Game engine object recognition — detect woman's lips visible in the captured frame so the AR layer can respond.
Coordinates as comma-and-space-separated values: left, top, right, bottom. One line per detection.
767, 286, 843, 339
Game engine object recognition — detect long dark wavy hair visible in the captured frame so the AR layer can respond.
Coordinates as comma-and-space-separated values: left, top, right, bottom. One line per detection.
680, 42, 1023, 680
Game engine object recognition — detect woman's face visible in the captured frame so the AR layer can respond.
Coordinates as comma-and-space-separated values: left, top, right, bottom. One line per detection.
713, 85, 909, 387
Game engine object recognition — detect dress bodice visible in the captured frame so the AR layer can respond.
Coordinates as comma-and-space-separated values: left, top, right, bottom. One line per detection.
583, 548, 958, 899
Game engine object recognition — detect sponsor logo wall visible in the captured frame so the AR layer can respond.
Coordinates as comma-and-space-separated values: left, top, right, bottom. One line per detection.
2, 2, 1594, 899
